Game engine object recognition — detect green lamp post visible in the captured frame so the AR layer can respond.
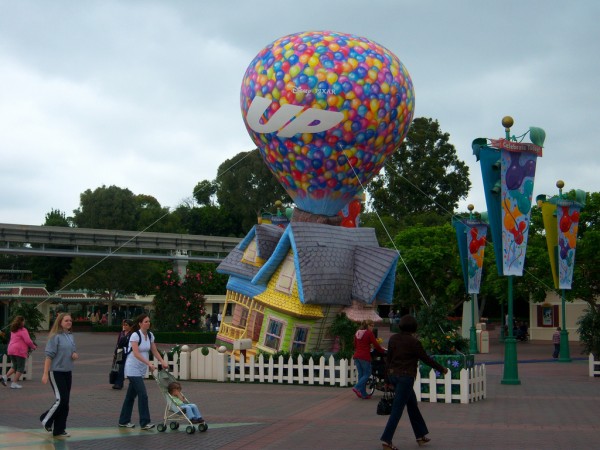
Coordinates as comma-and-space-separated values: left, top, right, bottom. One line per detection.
537, 181, 586, 363
472, 116, 544, 385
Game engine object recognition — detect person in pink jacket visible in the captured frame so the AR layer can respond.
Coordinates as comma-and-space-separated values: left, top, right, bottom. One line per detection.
1, 315, 37, 389
352, 319, 386, 399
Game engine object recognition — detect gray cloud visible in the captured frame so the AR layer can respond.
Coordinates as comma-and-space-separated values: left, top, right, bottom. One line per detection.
1, 0, 598, 225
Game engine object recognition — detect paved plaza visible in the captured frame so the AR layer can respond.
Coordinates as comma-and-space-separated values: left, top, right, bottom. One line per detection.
0, 328, 598, 450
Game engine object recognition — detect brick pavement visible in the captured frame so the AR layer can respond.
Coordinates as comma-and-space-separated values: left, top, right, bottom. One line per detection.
0, 328, 598, 450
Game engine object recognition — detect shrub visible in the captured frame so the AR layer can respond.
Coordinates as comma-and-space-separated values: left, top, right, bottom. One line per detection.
416, 301, 469, 355
577, 304, 600, 357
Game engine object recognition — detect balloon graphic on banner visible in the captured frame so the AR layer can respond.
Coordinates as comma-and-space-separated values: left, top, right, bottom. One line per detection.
241, 30, 415, 216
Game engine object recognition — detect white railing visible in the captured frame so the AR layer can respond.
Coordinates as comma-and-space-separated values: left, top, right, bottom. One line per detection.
161, 348, 486, 404
228, 353, 354, 386
415, 365, 487, 404
589, 353, 600, 377
0, 354, 34, 380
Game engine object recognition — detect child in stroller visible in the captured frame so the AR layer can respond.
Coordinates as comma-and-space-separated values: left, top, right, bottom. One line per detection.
168, 382, 205, 424
154, 370, 208, 434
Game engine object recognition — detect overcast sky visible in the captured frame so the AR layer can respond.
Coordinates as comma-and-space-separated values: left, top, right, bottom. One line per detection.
1, 0, 598, 228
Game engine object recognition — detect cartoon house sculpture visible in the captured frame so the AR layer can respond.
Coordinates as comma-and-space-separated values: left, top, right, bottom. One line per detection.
216, 221, 399, 356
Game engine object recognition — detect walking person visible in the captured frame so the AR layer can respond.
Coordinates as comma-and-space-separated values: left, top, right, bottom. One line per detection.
40, 313, 78, 438
380, 314, 448, 450
552, 327, 561, 358
118, 314, 168, 430
112, 319, 133, 389
1, 315, 37, 389
352, 319, 385, 399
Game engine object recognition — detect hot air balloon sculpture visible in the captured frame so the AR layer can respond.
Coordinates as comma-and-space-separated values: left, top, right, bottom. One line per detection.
216, 31, 410, 360
241, 30, 414, 220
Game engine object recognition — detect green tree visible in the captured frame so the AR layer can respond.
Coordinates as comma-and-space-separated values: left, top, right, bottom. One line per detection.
60, 258, 159, 325
367, 117, 471, 222
152, 269, 208, 332
172, 204, 244, 237
193, 180, 217, 206
73, 185, 138, 230
215, 150, 291, 232
392, 223, 464, 313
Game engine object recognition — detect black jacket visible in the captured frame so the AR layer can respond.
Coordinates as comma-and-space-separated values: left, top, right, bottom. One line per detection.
386, 331, 446, 378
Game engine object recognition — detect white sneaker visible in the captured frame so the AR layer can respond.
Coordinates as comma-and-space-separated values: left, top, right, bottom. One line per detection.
11, 383, 22, 389
0, 376, 7, 386
140, 423, 155, 431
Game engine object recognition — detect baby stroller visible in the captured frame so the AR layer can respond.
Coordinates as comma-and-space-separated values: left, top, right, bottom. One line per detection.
153, 369, 208, 434
366, 348, 389, 396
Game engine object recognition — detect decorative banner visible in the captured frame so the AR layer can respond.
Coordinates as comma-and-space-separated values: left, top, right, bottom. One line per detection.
538, 198, 559, 288
556, 200, 581, 289
241, 31, 414, 217
467, 222, 488, 293
500, 148, 538, 276
453, 218, 488, 294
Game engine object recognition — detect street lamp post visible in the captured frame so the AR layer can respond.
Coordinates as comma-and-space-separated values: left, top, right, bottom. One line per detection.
501, 116, 520, 385
473, 116, 543, 385
556, 180, 572, 362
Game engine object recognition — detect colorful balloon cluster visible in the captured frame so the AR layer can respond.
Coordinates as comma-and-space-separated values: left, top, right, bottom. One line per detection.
241, 31, 414, 216
338, 198, 361, 228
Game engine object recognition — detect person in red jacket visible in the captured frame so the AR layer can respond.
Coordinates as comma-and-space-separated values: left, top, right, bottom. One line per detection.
352, 319, 385, 399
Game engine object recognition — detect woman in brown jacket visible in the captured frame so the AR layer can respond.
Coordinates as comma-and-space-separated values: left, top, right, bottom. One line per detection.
380, 314, 448, 450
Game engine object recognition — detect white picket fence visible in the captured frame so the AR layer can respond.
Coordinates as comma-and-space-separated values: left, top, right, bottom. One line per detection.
416, 365, 487, 404
152, 347, 486, 404
0, 354, 34, 380
589, 353, 600, 377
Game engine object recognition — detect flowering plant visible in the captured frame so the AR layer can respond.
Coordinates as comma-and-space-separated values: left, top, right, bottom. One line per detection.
152, 270, 207, 332
416, 300, 470, 355
419, 330, 468, 355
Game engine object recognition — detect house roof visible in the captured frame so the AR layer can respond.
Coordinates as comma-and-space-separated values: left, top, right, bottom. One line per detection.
218, 222, 399, 310
254, 222, 399, 306
216, 224, 284, 281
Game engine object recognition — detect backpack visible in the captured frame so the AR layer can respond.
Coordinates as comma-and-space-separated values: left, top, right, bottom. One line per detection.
123, 330, 154, 359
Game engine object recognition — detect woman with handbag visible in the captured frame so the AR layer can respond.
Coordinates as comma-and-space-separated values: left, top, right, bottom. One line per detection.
112, 319, 133, 389
380, 314, 448, 450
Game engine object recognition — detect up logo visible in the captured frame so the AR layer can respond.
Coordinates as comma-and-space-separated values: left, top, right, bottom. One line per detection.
245, 96, 344, 138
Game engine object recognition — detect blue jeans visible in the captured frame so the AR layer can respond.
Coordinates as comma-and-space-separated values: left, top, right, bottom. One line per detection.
179, 403, 202, 420
354, 358, 371, 397
119, 376, 151, 426
380, 375, 428, 443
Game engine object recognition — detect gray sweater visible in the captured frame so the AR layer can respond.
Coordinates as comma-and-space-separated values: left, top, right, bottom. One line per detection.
45, 332, 76, 372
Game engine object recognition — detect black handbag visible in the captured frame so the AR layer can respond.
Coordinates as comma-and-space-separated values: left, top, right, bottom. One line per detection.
109, 358, 119, 384
376, 389, 394, 415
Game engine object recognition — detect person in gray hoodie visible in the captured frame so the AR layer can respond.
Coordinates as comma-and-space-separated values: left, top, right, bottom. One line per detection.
40, 313, 79, 438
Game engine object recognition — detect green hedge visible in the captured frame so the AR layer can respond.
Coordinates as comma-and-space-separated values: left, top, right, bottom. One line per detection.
89, 327, 216, 345
152, 331, 217, 345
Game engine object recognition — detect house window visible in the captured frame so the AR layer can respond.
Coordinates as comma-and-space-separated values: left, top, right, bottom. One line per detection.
264, 318, 285, 350
537, 305, 559, 327
242, 240, 258, 263
275, 253, 296, 295
290, 326, 309, 353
